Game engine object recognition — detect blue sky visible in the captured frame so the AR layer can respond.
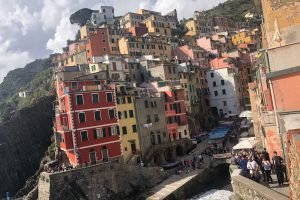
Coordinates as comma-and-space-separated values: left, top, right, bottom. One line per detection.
0, 0, 226, 82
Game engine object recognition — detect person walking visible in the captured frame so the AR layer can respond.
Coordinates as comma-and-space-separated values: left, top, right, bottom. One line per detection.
262, 157, 273, 183
272, 151, 284, 186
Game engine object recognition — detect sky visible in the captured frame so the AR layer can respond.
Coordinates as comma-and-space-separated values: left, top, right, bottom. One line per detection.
0, 0, 226, 82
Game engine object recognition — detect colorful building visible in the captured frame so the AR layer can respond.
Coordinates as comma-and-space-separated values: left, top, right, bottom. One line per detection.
128, 23, 148, 37
116, 84, 141, 163
54, 68, 121, 167
86, 27, 110, 63
231, 30, 256, 46
144, 14, 172, 36
185, 11, 214, 34
118, 35, 172, 58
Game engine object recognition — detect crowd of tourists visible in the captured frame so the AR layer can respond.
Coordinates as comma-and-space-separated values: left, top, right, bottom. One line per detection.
231, 148, 287, 186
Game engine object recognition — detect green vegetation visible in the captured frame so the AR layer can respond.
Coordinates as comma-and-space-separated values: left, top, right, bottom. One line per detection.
0, 59, 54, 122
206, 0, 260, 21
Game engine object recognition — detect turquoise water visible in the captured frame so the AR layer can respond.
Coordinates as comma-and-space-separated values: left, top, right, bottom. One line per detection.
189, 189, 232, 200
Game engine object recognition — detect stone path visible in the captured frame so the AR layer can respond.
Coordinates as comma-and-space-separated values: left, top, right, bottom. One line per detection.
145, 140, 210, 200
266, 173, 289, 197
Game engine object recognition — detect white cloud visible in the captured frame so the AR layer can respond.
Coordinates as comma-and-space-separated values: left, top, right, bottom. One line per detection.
0, 38, 33, 82
46, 11, 79, 52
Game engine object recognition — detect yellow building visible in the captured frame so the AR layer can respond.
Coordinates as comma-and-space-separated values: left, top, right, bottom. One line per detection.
232, 30, 256, 45
185, 12, 214, 34
79, 21, 97, 39
108, 28, 121, 54
118, 35, 172, 58
144, 15, 172, 36
116, 85, 141, 162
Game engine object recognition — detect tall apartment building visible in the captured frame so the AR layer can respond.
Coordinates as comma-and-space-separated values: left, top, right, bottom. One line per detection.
86, 27, 110, 63
90, 6, 115, 26
116, 84, 141, 163
134, 93, 170, 165
207, 57, 241, 116
54, 67, 121, 167
118, 35, 172, 58
249, 1, 300, 198
185, 11, 214, 34
152, 81, 190, 141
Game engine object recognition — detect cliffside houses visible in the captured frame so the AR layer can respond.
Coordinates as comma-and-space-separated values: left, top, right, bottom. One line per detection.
51, 6, 260, 168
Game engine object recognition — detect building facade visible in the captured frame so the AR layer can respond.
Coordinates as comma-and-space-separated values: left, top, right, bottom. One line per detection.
54, 69, 121, 167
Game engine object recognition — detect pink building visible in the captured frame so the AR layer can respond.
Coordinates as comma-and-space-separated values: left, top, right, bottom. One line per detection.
173, 45, 206, 65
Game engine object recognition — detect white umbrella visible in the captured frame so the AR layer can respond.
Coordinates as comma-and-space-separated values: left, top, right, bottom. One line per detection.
239, 111, 252, 119
233, 140, 258, 150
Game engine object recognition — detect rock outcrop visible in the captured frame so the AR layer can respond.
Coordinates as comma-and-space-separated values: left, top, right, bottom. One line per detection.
70, 8, 98, 26
0, 96, 54, 196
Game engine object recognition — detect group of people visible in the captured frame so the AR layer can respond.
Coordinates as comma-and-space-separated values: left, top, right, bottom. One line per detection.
231, 148, 287, 186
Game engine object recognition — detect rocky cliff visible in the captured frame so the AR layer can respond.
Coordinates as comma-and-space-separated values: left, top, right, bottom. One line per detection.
70, 8, 98, 26
0, 96, 54, 197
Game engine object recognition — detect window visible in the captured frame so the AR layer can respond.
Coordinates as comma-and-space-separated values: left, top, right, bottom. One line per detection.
163, 132, 167, 137
222, 89, 226, 95
92, 94, 99, 104
94, 111, 101, 121
108, 127, 112, 136
145, 100, 149, 108
165, 105, 167, 111
94, 129, 102, 139
102, 39, 106, 43
184, 130, 187, 135
210, 73, 214, 78
79, 113, 86, 123
132, 125, 137, 132
168, 67, 172, 74
127, 97, 132, 103
118, 111, 122, 119
221, 80, 225, 85
102, 128, 107, 137
213, 81, 216, 87
76, 95, 84, 105
223, 101, 227, 106
109, 109, 115, 119
154, 114, 159, 122
123, 111, 128, 118
106, 93, 113, 102
71, 82, 77, 89
122, 126, 127, 135
214, 91, 218, 96
147, 115, 151, 123
81, 131, 88, 141
129, 110, 134, 118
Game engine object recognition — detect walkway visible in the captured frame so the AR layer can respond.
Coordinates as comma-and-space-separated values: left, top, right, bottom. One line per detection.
263, 173, 289, 198
145, 140, 210, 200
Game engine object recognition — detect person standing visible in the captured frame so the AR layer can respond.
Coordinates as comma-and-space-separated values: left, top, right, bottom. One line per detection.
262, 148, 270, 161
262, 157, 273, 183
239, 155, 248, 177
247, 157, 259, 181
272, 151, 284, 186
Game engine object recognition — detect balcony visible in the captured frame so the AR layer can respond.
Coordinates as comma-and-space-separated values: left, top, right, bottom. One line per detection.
261, 111, 276, 126
166, 110, 176, 116
167, 123, 178, 130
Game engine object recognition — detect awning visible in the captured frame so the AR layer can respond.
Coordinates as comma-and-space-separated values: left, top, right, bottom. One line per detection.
233, 140, 258, 150
239, 111, 252, 119
209, 127, 230, 140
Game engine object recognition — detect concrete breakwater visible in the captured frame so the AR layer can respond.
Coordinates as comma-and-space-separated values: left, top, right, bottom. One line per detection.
143, 163, 231, 200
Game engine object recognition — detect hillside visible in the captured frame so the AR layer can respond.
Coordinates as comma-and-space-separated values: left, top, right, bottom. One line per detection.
206, 0, 261, 21
0, 59, 51, 102
0, 59, 53, 122
70, 8, 97, 26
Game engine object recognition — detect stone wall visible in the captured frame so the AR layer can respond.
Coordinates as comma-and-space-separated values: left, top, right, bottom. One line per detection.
38, 161, 172, 200
230, 166, 288, 200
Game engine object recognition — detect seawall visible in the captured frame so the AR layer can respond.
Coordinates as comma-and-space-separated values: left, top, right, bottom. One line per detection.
38, 161, 173, 200
230, 165, 289, 200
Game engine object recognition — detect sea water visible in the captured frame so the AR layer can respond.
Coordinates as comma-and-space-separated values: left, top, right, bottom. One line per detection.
189, 189, 233, 200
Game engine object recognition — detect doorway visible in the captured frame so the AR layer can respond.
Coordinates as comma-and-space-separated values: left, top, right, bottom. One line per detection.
102, 146, 109, 162
130, 142, 137, 154
89, 151, 97, 165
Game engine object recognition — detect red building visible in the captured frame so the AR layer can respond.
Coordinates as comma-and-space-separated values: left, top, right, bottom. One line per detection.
149, 81, 190, 141
54, 69, 121, 166
86, 27, 110, 63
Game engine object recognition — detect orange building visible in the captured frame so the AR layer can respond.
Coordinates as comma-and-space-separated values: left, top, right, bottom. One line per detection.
86, 27, 110, 63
